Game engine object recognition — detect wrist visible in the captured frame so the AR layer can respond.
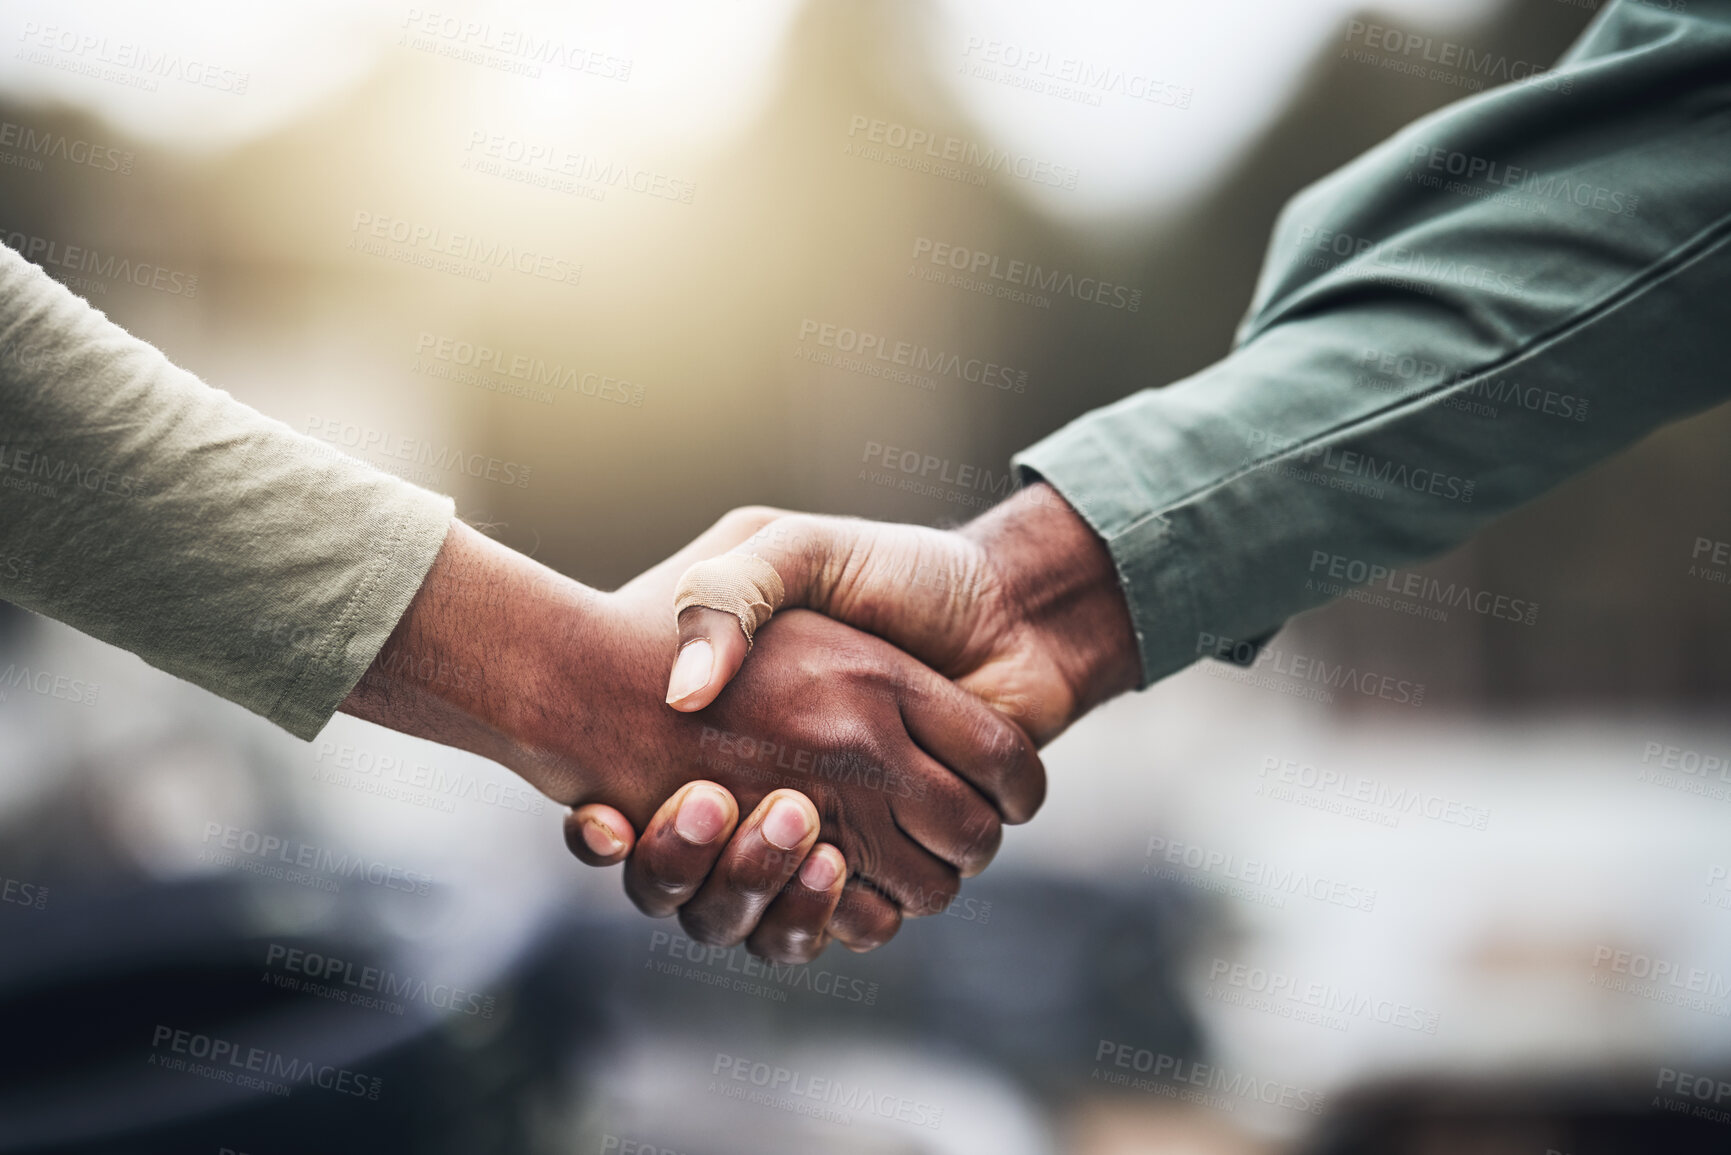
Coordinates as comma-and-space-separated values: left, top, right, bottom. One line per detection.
963, 482, 1141, 725
339, 519, 608, 803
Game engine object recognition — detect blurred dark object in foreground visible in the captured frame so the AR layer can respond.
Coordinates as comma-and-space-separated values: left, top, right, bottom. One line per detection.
1297, 1072, 1731, 1155
0, 876, 600, 1155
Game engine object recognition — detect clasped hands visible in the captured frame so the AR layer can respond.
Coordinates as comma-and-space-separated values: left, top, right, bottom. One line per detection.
569, 482, 1142, 961
344, 483, 1138, 963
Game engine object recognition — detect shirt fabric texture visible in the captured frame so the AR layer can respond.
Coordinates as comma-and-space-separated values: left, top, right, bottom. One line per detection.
0, 245, 454, 739
1016, 0, 1731, 686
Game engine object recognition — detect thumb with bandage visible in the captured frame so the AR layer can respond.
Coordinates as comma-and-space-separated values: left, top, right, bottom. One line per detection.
663, 482, 1142, 749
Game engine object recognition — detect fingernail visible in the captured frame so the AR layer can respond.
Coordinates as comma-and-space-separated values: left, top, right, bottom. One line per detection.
799, 848, 841, 891
582, 819, 623, 858
675, 785, 728, 844
762, 797, 814, 850
666, 639, 714, 705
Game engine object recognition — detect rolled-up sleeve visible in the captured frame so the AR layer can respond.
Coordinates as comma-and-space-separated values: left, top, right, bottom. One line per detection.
0, 245, 454, 739
1016, 0, 1731, 686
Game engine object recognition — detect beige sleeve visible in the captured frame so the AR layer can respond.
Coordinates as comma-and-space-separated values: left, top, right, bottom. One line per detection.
0, 244, 455, 740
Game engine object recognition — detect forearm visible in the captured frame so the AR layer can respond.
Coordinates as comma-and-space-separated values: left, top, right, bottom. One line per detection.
0, 244, 453, 738
338, 519, 609, 803
1015, 3, 1731, 686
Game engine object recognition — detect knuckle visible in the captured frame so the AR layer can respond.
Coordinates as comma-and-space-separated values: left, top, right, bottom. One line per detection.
834, 922, 889, 952
956, 811, 1003, 876
718, 861, 781, 903
645, 875, 695, 900
679, 907, 744, 949
753, 929, 821, 966
625, 875, 687, 918
832, 888, 898, 944
827, 723, 887, 770
769, 512, 821, 555
904, 872, 960, 917
753, 844, 808, 878
973, 712, 1025, 774
830, 818, 889, 884
717, 505, 782, 540
1013, 758, 1049, 822
974, 715, 1043, 821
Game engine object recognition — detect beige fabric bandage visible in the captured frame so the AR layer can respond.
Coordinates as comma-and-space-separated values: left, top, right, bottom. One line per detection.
673, 553, 787, 647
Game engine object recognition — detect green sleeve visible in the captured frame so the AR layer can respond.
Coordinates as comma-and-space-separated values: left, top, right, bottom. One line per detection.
0, 244, 454, 739
1016, 0, 1731, 686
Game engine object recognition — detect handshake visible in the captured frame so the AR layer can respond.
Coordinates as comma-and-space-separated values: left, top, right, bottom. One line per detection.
341, 483, 1141, 964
